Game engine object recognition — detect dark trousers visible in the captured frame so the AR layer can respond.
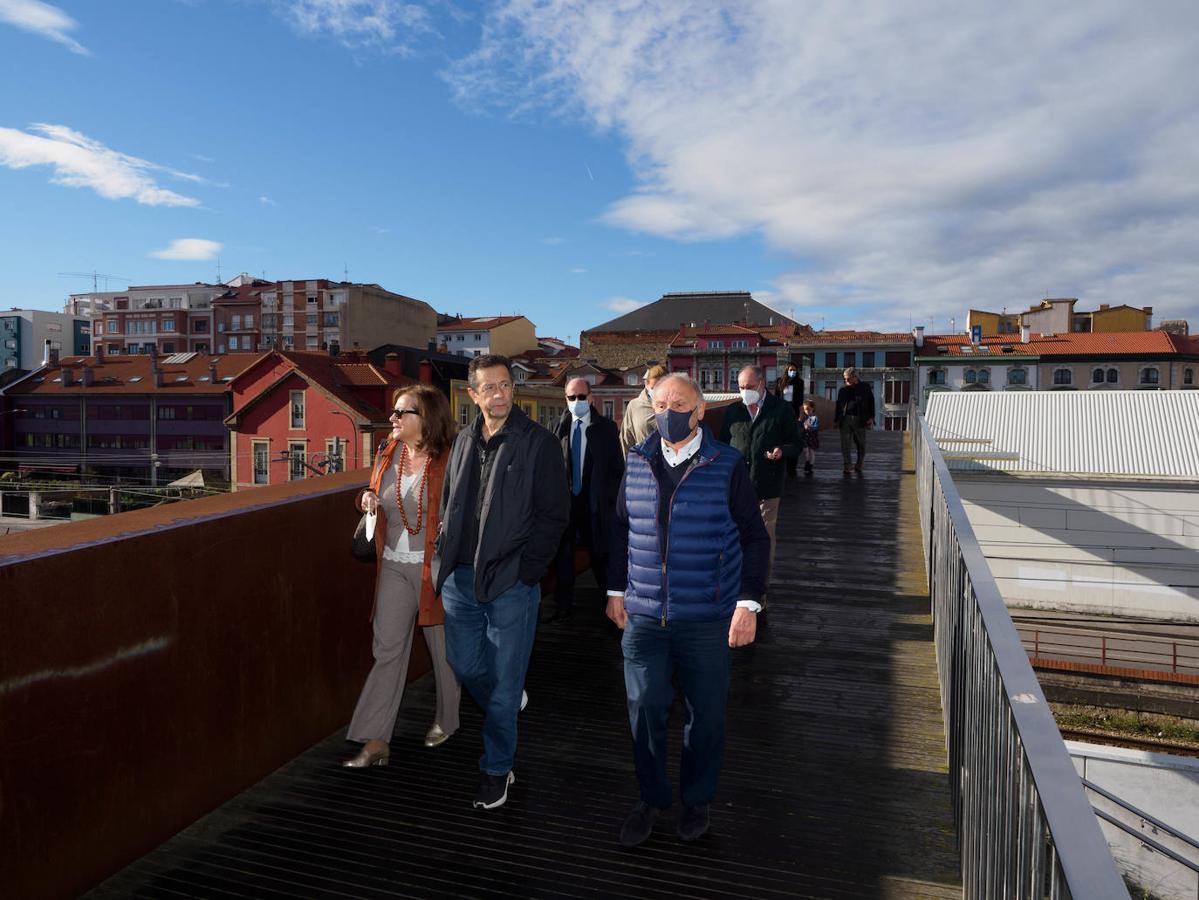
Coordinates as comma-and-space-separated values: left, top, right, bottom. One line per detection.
839, 417, 867, 468
622, 613, 732, 809
552, 493, 607, 611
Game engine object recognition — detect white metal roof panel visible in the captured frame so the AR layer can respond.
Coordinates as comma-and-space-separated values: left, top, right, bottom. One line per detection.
924, 390, 1199, 479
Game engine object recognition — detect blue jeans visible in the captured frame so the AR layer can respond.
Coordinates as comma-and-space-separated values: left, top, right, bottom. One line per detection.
622, 613, 732, 809
441, 566, 540, 775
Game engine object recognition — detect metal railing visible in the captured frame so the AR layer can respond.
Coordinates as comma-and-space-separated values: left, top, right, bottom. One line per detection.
913, 412, 1130, 898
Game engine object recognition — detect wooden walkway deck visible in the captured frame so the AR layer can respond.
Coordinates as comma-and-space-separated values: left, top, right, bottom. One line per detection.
90, 432, 960, 899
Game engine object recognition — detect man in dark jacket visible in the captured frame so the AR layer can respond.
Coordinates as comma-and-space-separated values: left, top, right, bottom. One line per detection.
548, 377, 624, 623
433, 354, 570, 810
606, 372, 769, 848
834, 366, 875, 475
719, 365, 801, 588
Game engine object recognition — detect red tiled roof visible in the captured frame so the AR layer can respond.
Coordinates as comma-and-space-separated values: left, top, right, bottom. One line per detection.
9, 352, 264, 395
276, 351, 410, 419
920, 331, 1180, 358
437, 316, 525, 332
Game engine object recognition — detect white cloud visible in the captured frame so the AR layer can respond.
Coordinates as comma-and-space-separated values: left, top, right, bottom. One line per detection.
0, 0, 88, 55
0, 123, 201, 206
279, 0, 434, 52
449, 1, 1199, 329
258, 195, 277, 205
603, 296, 644, 313
150, 238, 223, 261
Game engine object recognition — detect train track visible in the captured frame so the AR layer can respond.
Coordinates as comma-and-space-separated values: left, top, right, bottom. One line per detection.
1058, 725, 1199, 758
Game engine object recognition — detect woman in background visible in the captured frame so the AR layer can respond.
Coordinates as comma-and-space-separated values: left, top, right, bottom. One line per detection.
343, 384, 460, 767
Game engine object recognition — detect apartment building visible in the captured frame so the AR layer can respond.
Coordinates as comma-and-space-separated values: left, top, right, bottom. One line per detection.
435, 315, 537, 358
968, 298, 1154, 338
69, 282, 225, 356
1, 310, 91, 373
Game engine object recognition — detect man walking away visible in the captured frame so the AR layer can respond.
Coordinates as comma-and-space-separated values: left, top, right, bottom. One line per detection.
719, 365, 801, 595
834, 367, 875, 476
433, 354, 570, 810
607, 373, 769, 847
548, 377, 624, 623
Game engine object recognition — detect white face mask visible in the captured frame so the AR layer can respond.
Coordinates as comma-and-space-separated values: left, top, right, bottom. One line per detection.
569, 398, 590, 418
787, 368, 797, 377
740, 388, 761, 406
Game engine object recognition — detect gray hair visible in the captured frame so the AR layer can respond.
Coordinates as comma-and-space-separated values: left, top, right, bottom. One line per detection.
738, 365, 764, 383
653, 371, 702, 402
843, 366, 858, 379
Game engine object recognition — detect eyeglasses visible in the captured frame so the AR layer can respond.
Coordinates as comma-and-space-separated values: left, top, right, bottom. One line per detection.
390, 409, 421, 420
565, 393, 589, 401
474, 381, 512, 396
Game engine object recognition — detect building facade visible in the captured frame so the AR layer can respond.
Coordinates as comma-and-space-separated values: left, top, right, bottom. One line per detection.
70, 282, 225, 356
224, 350, 410, 489
1, 310, 91, 373
435, 315, 537, 358
789, 331, 915, 430
968, 298, 1154, 338
0, 349, 255, 485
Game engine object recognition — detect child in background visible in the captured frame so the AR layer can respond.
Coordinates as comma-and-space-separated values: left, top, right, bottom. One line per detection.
801, 399, 819, 475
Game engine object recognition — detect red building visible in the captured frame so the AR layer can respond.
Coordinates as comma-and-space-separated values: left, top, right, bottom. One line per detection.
667, 322, 787, 391
224, 350, 412, 489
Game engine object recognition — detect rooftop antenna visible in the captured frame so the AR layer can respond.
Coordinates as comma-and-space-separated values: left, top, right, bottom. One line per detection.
216, 257, 222, 283
343, 262, 349, 282
59, 271, 131, 292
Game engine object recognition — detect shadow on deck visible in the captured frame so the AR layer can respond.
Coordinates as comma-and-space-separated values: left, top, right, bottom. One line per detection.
89, 433, 960, 899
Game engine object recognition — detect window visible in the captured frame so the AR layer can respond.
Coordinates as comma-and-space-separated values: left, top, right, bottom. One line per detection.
886, 351, 912, 367
169, 297, 183, 309
289, 441, 307, 480
1007, 367, 1027, 386
825, 352, 838, 368
862, 352, 876, 368
107, 320, 118, 333
1053, 368, 1072, 386
192, 319, 208, 334
603, 400, 614, 418
161, 317, 175, 332
1107, 368, 1118, 384
290, 390, 305, 428
262, 314, 277, 330
162, 342, 175, 354
325, 438, 342, 473
456, 335, 464, 342
306, 335, 320, 349
884, 379, 911, 404
964, 369, 977, 384
977, 368, 990, 384
306, 313, 317, 328
514, 369, 527, 383
730, 339, 748, 349
1185, 368, 1194, 386
459, 403, 470, 426
474, 333, 482, 341
824, 381, 836, 400
1092, 368, 1105, 384
158, 406, 177, 420
928, 369, 946, 385
229, 336, 239, 350
322, 312, 338, 327
307, 295, 318, 304
1140, 367, 1159, 385
627, 373, 641, 386
231, 315, 241, 330
843, 352, 856, 368
283, 314, 294, 329
709, 340, 723, 349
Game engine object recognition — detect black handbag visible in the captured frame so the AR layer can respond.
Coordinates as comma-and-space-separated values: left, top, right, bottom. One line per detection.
352, 513, 376, 562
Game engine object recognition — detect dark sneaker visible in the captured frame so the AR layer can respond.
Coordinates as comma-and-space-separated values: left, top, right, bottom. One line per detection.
473, 771, 515, 810
677, 803, 710, 841
619, 801, 661, 847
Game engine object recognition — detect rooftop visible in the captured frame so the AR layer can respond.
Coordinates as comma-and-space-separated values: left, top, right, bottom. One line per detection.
919, 330, 1190, 358
437, 315, 527, 332
588, 291, 798, 333
796, 330, 913, 346
3, 352, 263, 395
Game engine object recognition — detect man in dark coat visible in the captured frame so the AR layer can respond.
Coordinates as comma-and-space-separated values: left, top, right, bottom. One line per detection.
834, 366, 875, 475
719, 365, 802, 589
548, 377, 624, 623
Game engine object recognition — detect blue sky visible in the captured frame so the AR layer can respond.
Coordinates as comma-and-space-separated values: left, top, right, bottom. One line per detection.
3, 1, 1198, 340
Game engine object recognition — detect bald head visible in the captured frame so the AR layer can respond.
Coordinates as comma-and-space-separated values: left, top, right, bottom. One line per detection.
653, 372, 702, 405
565, 376, 590, 398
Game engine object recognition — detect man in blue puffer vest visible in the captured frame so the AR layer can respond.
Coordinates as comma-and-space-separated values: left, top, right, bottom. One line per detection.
606, 372, 769, 847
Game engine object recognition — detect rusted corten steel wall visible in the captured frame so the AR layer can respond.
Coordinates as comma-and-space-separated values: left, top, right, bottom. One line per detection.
0, 471, 433, 900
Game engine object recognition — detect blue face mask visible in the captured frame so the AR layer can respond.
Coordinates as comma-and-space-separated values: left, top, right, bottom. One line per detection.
654, 407, 696, 443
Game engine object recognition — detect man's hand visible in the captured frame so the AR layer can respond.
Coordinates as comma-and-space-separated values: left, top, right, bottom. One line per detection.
728, 608, 757, 647
606, 593, 628, 630
764, 447, 782, 461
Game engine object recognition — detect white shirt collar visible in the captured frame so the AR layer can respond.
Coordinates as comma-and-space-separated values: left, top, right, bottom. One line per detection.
661, 428, 703, 468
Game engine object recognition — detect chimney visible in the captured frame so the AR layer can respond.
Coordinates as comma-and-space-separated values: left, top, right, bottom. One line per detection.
81, 364, 94, 387
153, 368, 164, 388
384, 352, 402, 377
1099, 304, 1110, 310
62, 366, 74, 387
912, 325, 925, 348
1020, 324, 1031, 343
42, 338, 53, 366
419, 359, 433, 385
208, 360, 218, 383
94, 345, 104, 365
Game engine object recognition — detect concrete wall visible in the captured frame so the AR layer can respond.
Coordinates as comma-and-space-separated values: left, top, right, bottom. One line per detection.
344, 285, 435, 352
957, 476, 1199, 622
1068, 742, 1199, 900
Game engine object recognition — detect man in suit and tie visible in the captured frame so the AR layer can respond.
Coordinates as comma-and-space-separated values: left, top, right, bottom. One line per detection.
547, 376, 625, 624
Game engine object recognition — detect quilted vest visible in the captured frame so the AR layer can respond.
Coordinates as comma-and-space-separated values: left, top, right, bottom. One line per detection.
624, 427, 743, 623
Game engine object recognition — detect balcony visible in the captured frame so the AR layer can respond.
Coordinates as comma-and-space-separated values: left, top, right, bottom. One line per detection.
1, 433, 1131, 898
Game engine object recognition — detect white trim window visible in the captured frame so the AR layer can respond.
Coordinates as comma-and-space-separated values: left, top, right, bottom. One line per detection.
288, 441, 307, 480
290, 390, 305, 428
1140, 367, 1160, 386
1007, 367, 1028, 386
1052, 368, 1072, 386
252, 440, 270, 485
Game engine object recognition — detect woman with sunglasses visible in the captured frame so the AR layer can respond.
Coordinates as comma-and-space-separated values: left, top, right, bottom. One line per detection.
343, 383, 461, 767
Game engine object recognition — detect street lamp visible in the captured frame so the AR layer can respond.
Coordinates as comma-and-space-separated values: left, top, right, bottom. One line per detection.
329, 409, 357, 471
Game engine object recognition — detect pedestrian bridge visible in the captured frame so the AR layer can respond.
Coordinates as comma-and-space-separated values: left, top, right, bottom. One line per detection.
0, 428, 1128, 898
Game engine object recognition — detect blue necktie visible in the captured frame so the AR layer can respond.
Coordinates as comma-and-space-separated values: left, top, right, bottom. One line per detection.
571, 419, 583, 496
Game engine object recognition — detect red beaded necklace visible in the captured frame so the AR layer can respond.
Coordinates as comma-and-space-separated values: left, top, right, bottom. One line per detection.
394, 443, 430, 536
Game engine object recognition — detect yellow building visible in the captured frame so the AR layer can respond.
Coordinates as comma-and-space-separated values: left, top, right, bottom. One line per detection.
968, 300, 1152, 337
447, 378, 567, 432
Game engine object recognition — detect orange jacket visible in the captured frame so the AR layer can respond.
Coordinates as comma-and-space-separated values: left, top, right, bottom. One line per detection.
359, 440, 447, 626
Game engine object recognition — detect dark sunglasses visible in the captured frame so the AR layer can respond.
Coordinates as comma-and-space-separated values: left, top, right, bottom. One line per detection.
390, 409, 421, 419
565, 394, 589, 401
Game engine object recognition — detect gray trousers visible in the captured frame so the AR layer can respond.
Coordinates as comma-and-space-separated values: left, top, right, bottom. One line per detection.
348, 559, 461, 743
